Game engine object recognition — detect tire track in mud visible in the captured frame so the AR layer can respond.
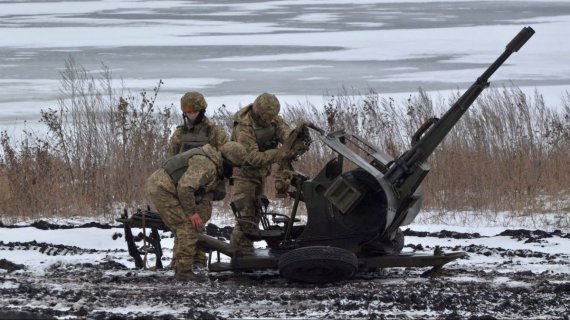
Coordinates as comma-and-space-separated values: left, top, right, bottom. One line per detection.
1, 223, 569, 319
7, 263, 567, 320
0, 240, 126, 256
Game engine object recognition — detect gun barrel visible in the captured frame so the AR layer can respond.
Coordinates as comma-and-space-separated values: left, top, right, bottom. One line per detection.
385, 26, 535, 188
508, 26, 535, 52
479, 26, 535, 83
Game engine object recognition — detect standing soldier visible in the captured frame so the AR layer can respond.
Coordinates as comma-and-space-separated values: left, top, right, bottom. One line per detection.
230, 92, 292, 251
145, 142, 246, 280
167, 91, 229, 267
167, 91, 228, 156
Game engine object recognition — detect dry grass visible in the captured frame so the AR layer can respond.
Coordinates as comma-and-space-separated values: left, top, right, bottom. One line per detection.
0, 58, 176, 221
427, 88, 570, 212
279, 86, 570, 214
1, 60, 569, 222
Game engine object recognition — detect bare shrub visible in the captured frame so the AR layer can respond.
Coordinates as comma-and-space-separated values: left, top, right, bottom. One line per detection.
0, 58, 176, 220
280, 86, 570, 215
429, 87, 570, 213
1, 59, 569, 221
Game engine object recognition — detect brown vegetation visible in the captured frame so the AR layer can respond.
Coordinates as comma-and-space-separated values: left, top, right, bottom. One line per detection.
1, 61, 569, 222
0, 59, 174, 221
279, 87, 570, 214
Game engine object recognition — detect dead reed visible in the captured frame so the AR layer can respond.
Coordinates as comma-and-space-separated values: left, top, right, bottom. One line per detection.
1, 60, 569, 222
0, 58, 176, 221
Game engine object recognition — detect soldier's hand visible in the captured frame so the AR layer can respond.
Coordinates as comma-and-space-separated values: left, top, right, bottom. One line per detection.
188, 213, 204, 231
275, 147, 294, 161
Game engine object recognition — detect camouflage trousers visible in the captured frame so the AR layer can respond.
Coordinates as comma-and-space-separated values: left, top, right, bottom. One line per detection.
145, 169, 211, 273
230, 175, 266, 248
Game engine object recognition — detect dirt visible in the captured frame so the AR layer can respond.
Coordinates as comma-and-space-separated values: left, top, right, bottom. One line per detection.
1, 223, 569, 319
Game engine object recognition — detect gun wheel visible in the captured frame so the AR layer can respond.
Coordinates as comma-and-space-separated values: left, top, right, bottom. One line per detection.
278, 246, 358, 283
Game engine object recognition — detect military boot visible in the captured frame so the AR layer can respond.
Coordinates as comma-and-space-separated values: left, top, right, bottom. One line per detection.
175, 259, 195, 281
175, 270, 196, 281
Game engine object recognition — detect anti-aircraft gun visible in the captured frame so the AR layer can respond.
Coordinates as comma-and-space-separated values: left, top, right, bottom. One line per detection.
300, 26, 536, 255
117, 27, 534, 283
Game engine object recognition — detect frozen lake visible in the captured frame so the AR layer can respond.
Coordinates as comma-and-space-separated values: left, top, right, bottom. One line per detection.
1, 0, 570, 131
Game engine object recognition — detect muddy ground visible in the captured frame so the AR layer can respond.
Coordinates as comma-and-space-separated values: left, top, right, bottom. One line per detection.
1, 223, 569, 319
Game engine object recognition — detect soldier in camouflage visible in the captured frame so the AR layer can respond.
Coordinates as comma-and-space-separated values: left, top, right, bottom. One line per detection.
167, 91, 228, 156
145, 142, 246, 280
230, 93, 292, 250
167, 91, 229, 267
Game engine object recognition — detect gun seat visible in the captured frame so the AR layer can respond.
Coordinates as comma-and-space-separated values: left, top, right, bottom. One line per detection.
231, 196, 302, 247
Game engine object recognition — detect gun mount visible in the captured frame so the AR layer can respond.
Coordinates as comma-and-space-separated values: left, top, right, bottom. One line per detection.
117, 27, 534, 283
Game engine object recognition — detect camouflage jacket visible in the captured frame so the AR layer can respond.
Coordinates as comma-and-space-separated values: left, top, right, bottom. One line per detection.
174, 144, 224, 216
167, 115, 228, 157
231, 104, 291, 178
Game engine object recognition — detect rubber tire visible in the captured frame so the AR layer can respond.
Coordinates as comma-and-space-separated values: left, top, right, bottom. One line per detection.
278, 246, 358, 283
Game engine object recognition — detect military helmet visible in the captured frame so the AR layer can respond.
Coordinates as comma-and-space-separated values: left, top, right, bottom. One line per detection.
219, 141, 247, 167
180, 91, 207, 112
252, 93, 280, 118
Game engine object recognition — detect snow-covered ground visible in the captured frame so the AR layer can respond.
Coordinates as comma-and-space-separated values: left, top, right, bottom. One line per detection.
1, 211, 569, 319
1, 1, 570, 319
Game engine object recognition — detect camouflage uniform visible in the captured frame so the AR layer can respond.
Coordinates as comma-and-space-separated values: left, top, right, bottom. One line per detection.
230, 93, 291, 248
167, 116, 228, 157
167, 91, 228, 157
166, 91, 229, 267
146, 143, 246, 279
